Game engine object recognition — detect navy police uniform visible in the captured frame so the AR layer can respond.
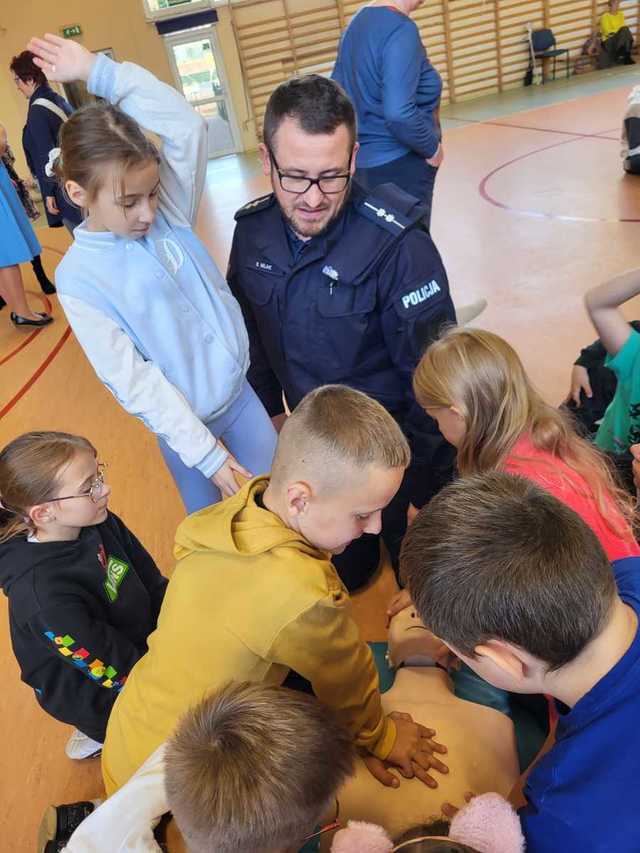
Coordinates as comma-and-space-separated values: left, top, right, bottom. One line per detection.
228, 181, 456, 588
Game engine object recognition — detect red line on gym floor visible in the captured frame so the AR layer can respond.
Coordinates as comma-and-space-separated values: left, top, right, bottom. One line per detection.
0, 244, 73, 419
0, 326, 72, 420
477, 129, 640, 223
0, 292, 53, 367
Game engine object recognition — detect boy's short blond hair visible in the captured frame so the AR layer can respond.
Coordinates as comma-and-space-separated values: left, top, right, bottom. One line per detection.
271, 385, 411, 492
164, 681, 355, 853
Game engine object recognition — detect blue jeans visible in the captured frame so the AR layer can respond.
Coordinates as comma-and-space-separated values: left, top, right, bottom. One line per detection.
158, 380, 278, 514
356, 151, 438, 229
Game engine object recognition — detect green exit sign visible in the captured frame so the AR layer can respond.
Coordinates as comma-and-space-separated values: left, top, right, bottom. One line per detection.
61, 25, 82, 39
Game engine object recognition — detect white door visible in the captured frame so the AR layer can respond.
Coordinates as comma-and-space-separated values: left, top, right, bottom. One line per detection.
164, 26, 240, 158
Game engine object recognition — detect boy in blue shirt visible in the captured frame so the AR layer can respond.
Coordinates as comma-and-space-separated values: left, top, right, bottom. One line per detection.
402, 471, 640, 853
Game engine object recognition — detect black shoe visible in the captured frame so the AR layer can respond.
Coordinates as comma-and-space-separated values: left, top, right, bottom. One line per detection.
10, 311, 53, 327
0, 296, 5, 311
624, 55, 636, 65
31, 255, 56, 295
38, 800, 101, 853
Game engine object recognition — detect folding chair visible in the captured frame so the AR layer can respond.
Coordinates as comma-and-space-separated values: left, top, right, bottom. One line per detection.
528, 26, 570, 83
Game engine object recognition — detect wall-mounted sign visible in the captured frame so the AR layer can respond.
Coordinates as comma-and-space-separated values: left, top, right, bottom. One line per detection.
61, 25, 82, 39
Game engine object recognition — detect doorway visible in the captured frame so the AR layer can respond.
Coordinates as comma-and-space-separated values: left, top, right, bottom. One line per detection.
164, 26, 240, 158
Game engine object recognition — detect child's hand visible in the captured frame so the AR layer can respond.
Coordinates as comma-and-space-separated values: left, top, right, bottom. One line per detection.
441, 791, 476, 819
630, 444, 640, 492
211, 453, 252, 498
27, 34, 96, 83
565, 365, 592, 407
385, 588, 412, 627
384, 712, 448, 787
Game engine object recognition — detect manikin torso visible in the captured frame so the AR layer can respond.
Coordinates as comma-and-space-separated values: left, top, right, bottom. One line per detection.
321, 607, 520, 845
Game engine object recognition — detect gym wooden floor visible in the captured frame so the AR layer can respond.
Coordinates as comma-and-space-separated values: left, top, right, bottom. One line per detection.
3, 80, 640, 850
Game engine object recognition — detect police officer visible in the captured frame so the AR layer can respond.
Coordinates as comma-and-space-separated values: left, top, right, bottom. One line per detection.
228, 75, 456, 590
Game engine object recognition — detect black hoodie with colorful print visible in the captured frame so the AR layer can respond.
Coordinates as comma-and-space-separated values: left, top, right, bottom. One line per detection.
0, 511, 167, 742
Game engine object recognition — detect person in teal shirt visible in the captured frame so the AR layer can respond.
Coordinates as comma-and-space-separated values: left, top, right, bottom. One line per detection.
585, 269, 640, 456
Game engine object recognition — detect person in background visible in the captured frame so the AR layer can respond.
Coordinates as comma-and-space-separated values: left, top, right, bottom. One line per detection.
9, 50, 83, 234
332, 0, 443, 227
0, 122, 55, 295
0, 157, 53, 327
599, 0, 635, 67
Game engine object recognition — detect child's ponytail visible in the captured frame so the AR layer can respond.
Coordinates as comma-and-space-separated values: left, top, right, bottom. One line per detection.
0, 432, 96, 544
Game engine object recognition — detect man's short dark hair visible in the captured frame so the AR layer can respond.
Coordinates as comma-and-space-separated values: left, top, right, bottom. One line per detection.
401, 472, 616, 670
263, 74, 356, 151
10, 51, 47, 88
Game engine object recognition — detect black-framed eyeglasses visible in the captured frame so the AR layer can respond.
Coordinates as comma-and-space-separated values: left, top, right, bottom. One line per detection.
302, 798, 341, 842
52, 463, 108, 504
268, 148, 352, 195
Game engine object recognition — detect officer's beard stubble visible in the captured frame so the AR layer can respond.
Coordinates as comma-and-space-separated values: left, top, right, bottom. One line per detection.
279, 185, 352, 242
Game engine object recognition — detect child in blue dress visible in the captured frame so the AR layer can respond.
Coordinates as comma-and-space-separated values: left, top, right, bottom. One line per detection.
0, 159, 52, 327
27, 34, 277, 512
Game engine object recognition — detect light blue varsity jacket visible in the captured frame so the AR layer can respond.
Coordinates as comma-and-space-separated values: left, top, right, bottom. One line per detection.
56, 54, 249, 477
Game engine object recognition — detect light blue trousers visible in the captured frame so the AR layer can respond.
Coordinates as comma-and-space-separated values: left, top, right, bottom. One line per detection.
158, 380, 278, 514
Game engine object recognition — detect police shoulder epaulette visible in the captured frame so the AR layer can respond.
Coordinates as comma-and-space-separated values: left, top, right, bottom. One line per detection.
357, 197, 410, 234
234, 193, 275, 221
356, 183, 427, 234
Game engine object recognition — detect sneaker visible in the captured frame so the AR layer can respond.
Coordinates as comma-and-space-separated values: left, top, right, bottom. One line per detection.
64, 729, 103, 760
38, 800, 102, 853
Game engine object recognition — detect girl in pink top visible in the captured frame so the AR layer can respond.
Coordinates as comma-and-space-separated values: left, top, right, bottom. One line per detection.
412, 326, 638, 561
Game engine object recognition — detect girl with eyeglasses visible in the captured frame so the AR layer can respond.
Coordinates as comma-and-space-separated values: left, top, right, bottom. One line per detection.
0, 431, 167, 761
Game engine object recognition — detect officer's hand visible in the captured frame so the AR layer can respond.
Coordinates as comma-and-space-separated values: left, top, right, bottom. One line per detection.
45, 195, 59, 216
212, 454, 252, 498
566, 365, 592, 407
426, 144, 444, 168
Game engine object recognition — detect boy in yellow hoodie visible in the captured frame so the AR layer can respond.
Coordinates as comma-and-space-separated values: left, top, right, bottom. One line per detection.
101, 385, 448, 796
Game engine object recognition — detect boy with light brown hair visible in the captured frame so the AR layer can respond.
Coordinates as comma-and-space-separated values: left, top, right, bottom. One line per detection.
101, 385, 447, 796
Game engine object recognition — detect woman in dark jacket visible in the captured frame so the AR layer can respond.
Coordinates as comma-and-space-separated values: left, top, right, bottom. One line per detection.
10, 50, 82, 233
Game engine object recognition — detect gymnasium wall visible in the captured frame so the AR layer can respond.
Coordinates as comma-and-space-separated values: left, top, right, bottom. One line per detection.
231, 0, 640, 141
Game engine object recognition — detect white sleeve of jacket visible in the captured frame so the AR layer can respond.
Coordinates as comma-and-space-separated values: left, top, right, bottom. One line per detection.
59, 294, 228, 477
87, 53, 208, 229
63, 745, 168, 852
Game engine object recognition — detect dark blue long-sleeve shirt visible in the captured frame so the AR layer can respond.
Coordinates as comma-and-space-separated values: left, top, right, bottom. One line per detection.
332, 7, 442, 167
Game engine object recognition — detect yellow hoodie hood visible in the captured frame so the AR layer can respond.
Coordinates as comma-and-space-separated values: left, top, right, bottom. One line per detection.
174, 476, 323, 562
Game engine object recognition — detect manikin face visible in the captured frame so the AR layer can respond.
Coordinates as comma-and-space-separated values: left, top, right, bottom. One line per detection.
387, 605, 452, 669
260, 117, 358, 240
66, 158, 161, 239
290, 464, 404, 555
31, 450, 111, 538
424, 405, 467, 449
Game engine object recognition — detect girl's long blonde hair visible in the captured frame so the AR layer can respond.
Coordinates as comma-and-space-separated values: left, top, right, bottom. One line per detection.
413, 326, 635, 535
0, 432, 96, 544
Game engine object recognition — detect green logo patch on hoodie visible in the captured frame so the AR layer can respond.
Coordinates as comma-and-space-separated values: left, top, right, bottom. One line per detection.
104, 556, 130, 602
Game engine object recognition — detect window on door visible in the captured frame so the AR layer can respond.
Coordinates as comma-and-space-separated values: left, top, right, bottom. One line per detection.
165, 29, 240, 158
